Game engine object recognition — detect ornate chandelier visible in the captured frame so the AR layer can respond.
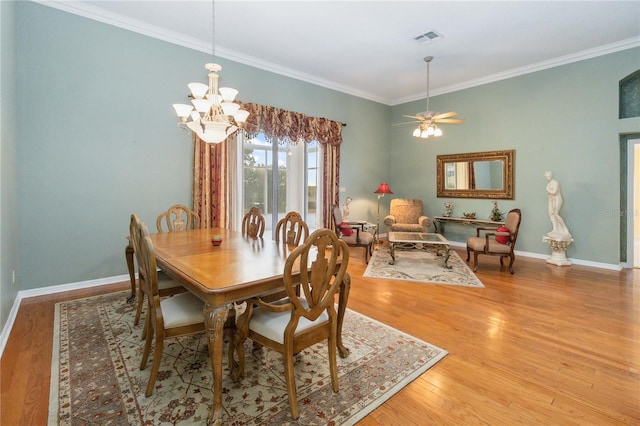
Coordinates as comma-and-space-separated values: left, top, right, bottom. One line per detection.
171, 1, 249, 144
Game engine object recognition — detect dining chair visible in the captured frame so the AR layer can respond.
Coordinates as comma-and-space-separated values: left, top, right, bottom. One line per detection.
130, 215, 186, 336
156, 204, 200, 232
230, 228, 349, 419
132, 207, 193, 332
242, 206, 266, 238
130, 214, 206, 397
275, 211, 309, 246
331, 204, 374, 263
466, 208, 522, 274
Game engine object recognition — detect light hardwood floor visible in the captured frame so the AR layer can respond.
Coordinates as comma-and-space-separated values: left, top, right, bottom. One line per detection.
2, 247, 639, 425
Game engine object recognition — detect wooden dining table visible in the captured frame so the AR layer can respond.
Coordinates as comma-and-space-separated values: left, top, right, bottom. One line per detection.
146, 227, 351, 426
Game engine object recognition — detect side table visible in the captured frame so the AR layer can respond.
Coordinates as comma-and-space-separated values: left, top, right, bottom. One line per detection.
347, 220, 377, 236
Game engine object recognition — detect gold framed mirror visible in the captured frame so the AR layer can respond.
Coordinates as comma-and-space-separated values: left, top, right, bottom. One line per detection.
436, 150, 514, 199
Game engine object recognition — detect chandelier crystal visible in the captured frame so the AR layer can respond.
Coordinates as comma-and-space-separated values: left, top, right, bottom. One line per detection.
171, 0, 248, 144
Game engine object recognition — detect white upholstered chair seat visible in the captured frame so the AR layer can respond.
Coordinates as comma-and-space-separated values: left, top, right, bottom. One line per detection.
157, 272, 181, 290
160, 292, 205, 328
249, 299, 329, 344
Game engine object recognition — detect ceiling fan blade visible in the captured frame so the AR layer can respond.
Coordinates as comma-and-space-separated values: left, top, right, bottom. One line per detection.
435, 118, 464, 124
403, 115, 426, 121
393, 120, 421, 126
432, 111, 457, 120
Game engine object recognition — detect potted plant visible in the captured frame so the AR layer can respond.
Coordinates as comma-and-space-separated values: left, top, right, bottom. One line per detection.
489, 201, 504, 222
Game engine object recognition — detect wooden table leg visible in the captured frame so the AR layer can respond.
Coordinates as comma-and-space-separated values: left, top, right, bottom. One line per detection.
204, 303, 230, 426
337, 273, 351, 358
125, 239, 136, 303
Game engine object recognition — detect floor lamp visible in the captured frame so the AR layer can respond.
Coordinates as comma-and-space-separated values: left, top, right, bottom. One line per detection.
374, 182, 393, 243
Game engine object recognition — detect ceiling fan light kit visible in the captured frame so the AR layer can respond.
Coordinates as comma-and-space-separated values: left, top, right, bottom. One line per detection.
406, 56, 463, 140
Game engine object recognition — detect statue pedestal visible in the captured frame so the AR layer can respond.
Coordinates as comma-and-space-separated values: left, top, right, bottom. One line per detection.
542, 236, 573, 266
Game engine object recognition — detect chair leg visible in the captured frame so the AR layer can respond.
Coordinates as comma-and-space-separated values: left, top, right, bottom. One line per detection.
141, 311, 150, 340
472, 252, 479, 272
134, 285, 144, 326
140, 319, 153, 370
230, 302, 253, 382
283, 345, 299, 419
508, 254, 515, 274
228, 331, 245, 383
466, 247, 471, 261
145, 333, 164, 397
328, 327, 339, 393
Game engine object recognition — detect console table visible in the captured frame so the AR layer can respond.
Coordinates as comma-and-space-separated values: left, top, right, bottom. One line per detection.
433, 216, 504, 234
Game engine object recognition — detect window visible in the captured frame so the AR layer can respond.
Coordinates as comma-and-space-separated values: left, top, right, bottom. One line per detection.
620, 70, 640, 119
240, 133, 321, 237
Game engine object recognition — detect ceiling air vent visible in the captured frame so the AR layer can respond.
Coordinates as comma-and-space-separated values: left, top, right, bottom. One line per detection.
414, 30, 443, 45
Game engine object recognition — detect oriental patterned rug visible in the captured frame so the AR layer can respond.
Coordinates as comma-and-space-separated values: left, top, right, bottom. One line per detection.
48, 290, 447, 425
364, 246, 485, 288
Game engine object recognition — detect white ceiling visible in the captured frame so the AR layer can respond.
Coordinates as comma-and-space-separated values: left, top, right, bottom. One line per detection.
38, 1, 640, 105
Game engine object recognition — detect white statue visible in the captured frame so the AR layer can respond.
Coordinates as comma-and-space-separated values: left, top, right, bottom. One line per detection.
342, 196, 352, 220
544, 171, 572, 240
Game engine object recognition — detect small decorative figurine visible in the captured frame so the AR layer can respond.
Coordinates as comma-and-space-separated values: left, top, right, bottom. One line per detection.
443, 202, 453, 217
342, 196, 352, 220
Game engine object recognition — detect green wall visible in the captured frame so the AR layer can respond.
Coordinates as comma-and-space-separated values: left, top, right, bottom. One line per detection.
13, 2, 388, 292
1, 1, 639, 334
1, 0, 19, 329
390, 50, 640, 263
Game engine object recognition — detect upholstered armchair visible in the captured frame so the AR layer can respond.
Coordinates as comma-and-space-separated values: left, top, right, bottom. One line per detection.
383, 198, 431, 233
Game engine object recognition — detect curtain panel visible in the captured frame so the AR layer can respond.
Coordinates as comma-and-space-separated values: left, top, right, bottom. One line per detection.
193, 103, 343, 230
193, 134, 231, 229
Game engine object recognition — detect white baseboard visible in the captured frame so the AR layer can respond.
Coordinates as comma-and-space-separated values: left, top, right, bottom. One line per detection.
447, 241, 623, 271
0, 274, 131, 358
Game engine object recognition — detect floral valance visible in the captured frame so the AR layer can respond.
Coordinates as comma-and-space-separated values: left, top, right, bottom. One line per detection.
239, 102, 343, 146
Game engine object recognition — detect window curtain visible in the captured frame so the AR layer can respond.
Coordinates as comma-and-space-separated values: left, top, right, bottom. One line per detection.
192, 133, 234, 229
468, 162, 476, 190
193, 102, 343, 229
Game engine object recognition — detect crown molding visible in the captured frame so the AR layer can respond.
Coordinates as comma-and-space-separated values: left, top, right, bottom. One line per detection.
392, 37, 640, 106
33, 1, 640, 106
33, 0, 389, 104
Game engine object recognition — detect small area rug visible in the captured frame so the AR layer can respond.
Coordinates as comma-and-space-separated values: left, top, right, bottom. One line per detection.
48, 290, 447, 425
364, 246, 485, 288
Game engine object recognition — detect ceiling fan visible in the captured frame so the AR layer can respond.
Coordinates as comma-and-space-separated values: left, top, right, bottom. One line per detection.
402, 56, 464, 139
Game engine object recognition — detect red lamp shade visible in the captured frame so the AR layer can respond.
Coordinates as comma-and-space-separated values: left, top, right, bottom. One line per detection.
374, 182, 394, 195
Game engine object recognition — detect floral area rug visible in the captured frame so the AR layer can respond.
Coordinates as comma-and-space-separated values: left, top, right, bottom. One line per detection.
364, 246, 485, 288
48, 290, 447, 425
